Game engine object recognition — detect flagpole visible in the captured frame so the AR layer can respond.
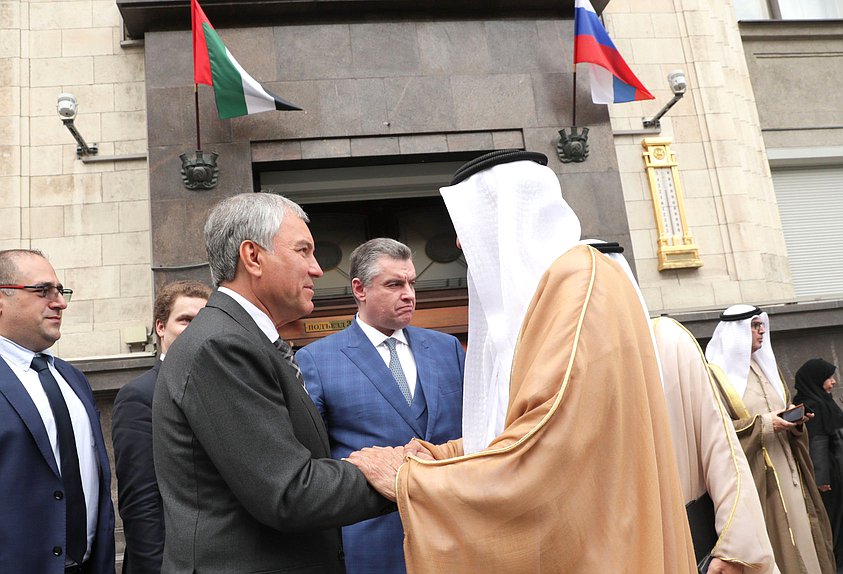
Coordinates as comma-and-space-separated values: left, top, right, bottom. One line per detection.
572, 70, 577, 127
194, 83, 201, 150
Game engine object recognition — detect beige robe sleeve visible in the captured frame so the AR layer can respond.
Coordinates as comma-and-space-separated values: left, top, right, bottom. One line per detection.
410, 438, 464, 460
653, 317, 777, 573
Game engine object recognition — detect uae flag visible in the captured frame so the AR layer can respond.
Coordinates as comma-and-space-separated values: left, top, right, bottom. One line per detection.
191, 0, 301, 119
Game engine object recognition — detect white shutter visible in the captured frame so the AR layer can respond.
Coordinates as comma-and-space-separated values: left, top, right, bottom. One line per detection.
773, 166, 843, 299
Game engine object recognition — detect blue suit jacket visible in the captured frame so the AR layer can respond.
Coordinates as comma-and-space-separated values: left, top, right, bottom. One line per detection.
0, 356, 116, 574
297, 322, 465, 574
112, 361, 163, 574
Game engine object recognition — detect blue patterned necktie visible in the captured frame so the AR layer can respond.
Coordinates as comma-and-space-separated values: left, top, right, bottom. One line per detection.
30, 354, 87, 564
274, 338, 305, 390
384, 337, 412, 405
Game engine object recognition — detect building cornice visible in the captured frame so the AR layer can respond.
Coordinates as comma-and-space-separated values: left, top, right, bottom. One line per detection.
739, 18, 843, 41
118, 0, 607, 39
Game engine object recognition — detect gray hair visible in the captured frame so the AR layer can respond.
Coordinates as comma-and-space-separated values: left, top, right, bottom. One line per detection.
349, 238, 412, 288
0, 249, 47, 292
204, 193, 308, 286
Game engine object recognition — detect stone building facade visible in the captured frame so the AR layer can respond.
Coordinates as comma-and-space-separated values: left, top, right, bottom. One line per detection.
602, 0, 843, 385
604, 0, 795, 312
7, 0, 837, 364
2, 0, 151, 359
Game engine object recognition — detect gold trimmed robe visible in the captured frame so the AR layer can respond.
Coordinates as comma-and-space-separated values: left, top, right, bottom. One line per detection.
709, 362, 835, 573
652, 317, 776, 572
396, 246, 696, 573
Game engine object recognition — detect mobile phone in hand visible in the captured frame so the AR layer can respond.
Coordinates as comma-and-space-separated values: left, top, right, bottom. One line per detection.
780, 404, 805, 423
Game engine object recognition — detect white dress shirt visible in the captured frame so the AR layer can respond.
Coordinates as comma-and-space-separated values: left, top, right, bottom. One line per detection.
356, 316, 417, 397
218, 287, 278, 343
0, 336, 99, 562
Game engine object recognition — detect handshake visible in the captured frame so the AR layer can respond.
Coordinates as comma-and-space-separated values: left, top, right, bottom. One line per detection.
344, 440, 434, 501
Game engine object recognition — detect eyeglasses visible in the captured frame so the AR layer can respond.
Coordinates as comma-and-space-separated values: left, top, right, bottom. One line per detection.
0, 283, 73, 302
750, 322, 764, 331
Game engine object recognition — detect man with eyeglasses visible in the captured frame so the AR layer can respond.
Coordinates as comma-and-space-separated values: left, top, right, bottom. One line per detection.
0, 249, 115, 574
707, 304, 834, 573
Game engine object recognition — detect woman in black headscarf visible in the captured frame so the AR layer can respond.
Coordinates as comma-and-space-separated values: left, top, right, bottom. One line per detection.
794, 358, 843, 570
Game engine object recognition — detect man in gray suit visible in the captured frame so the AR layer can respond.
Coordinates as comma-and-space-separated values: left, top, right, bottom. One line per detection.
152, 193, 396, 573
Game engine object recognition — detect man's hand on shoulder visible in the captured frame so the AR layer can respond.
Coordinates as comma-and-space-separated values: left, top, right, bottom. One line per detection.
345, 446, 404, 501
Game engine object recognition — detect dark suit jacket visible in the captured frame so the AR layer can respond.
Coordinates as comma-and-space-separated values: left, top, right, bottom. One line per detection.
152, 290, 393, 574
112, 361, 163, 574
297, 321, 464, 574
0, 355, 116, 574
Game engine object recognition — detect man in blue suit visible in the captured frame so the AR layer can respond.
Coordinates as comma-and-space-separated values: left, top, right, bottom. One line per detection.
0, 249, 115, 574
297, 237, 465, 574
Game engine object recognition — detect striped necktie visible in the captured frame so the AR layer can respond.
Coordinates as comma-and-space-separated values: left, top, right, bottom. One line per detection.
384, 337, 412, 405
274, 338, 305, 390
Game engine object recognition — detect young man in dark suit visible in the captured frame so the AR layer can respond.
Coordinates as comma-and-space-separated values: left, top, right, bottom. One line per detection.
0, 249, 115, 574
112, 280, 210, 574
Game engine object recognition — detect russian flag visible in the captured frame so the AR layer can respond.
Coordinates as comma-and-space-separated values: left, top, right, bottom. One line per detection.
574, 0, 654, 104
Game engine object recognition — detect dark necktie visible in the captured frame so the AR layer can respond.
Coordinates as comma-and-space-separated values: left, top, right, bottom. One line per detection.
274, 338, 305, 390
384, 338, 412, 405
30, 354, 87, 564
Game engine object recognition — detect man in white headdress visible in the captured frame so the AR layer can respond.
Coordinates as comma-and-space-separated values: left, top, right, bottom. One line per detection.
349, 150, 697, 573
706, 305, 834, 573
586, 243, 776, 574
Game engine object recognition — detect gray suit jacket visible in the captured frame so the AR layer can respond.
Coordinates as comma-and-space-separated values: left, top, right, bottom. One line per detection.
152, 290, 392, 574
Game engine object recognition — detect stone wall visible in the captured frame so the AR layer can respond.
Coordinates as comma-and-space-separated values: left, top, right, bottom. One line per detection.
144, 17, 632, 283
740, 19, 843, 152
604, 0, 795, 313
1, 0, 152, 358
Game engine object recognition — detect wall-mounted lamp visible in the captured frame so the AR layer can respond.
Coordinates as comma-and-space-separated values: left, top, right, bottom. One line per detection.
642, 70, 687, 130
57, 93, 98, 158
56, 94, 147, 164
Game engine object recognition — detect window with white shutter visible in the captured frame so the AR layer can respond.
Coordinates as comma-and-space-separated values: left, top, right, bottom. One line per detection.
773, 166, 843, 299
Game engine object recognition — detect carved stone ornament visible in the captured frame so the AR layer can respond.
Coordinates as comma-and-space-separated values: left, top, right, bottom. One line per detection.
556, 127, 590, 163
180, 150, 219, 190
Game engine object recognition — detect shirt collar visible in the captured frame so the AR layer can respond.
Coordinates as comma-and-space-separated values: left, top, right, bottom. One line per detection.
217, 286, 278, 343
0, 335, 54, 371
355, 315, 407, 348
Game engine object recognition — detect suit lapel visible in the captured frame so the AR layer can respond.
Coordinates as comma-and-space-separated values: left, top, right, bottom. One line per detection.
0, 359, 60, 477
406, 327, 438, 440
210, 290, 332, 454
342, 322, 424, 437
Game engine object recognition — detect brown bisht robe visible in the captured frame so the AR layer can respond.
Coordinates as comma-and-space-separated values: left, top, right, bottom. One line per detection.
396, 246, 696, 573
709, 363, 835, 573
